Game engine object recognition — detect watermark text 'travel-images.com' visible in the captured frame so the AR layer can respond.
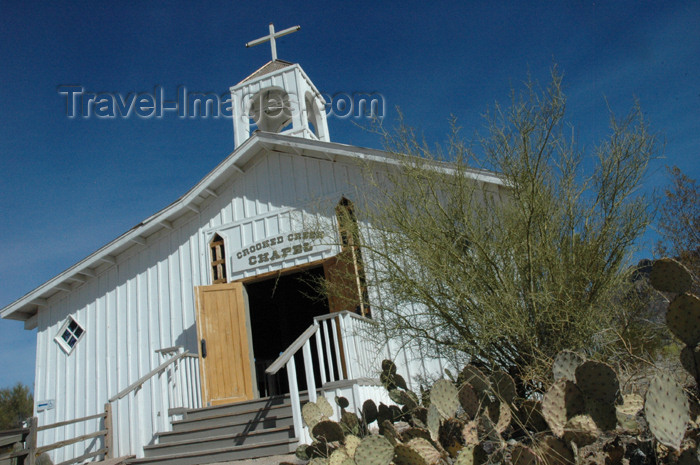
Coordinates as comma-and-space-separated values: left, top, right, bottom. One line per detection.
57, 85, 385, 120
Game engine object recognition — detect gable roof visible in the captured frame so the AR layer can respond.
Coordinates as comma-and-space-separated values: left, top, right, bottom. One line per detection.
1, 132, 504, 327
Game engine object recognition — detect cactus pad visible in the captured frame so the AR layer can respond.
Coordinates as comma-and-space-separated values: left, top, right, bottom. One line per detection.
681, 345, 700, 380
458, 383, 480, 419
303, 401, 324, 428
394, 443, 428, 465
552, 351, 584, 382
362, 399, 378, 424
427, 404, 440, 440
382, 359, 397, 375
585, 397, 618, 431
615, 393, 643, 431
666, 294, 700, 347
460, 365, 491, 395
492, 401, 512, 433
462, 420, 478, 445
491, 370, 517, 404
650, 258, 693, 294
354, 435, 395, 465
542, 380, 585, 437
518, 399, 548, 432
408, 437, 442, 464
329, 448, 351, 465
575, 361, 619, 405
312, 420, 345, 442
538, 436, 574, 465
453, 444, 488, 465
345, 435, 361, 458
645, 372, 689, 450
401, 427, 432, 443
308, 458, 330, 465
431, 379, 459, 418
317, 396, 335, 418
511, 444, 539, 465
562, 414, 598, 447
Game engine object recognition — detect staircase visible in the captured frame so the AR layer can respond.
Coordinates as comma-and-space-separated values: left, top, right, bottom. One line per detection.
125, 395, 299, 465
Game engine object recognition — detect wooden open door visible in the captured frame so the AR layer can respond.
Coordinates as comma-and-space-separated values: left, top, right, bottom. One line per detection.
195, 282, 256, 406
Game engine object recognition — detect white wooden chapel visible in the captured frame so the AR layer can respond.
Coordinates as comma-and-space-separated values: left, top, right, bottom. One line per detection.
0, 24, 503, 462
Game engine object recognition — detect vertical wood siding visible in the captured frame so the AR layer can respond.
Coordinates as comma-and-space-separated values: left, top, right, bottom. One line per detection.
32, 150, 365, 461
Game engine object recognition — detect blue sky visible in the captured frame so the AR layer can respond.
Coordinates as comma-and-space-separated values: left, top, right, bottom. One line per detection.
1, 1, 698, 390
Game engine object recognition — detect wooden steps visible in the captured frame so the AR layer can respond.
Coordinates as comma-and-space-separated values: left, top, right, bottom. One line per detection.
126, 394, 303, 465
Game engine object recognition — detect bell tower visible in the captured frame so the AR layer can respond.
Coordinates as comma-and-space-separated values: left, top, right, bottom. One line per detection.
231, 24, 330, 148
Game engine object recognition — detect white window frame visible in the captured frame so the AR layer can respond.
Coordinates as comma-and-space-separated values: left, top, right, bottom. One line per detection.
54, 316, 85, 354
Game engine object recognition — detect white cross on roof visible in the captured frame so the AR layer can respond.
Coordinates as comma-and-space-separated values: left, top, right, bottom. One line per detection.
245, 23, 301, 61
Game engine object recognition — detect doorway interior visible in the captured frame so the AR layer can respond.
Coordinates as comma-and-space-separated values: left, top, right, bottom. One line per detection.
245, 265, 330, 397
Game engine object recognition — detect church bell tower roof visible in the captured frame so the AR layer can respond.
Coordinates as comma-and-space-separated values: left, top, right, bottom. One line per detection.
238, 59, 295, 85
230, 24, 330, 148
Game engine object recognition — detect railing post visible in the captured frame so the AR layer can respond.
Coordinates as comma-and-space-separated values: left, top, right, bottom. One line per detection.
321, 320, 336, 382
314, 329, 327, 386
27, 417, 37, 465
103, 403, 113, 459
337, 314, 353, 379
286, 356, 304, 443
302, 340, 317, 403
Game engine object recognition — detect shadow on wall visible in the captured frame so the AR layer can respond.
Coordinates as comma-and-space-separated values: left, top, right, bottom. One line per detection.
175, 324, 197, 354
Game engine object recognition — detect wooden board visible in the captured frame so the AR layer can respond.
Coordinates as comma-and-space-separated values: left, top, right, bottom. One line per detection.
195, 283, 255, 406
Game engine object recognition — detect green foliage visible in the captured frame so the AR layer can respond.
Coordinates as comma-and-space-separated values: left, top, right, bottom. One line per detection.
314, 70, 659, 388
0, 383, 33, 430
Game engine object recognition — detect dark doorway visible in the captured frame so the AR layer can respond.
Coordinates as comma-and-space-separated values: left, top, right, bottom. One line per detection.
246, 266, 329, 397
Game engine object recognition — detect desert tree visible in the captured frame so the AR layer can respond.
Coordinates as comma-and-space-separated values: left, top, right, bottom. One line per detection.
0, 383, 33, 430
313, 70, 659, 390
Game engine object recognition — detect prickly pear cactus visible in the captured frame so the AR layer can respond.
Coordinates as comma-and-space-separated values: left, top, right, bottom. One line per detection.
511, 444, 539, 465
615, 393, 643, 432
427, 403, 441, 441
354, 435, 395, 465
645, 372, 689, 450
491, 369, 517, 404
362, 399, 378, 425
430, 379, 459, 418
344, 435, 361, 458
439, 418, 466, 457
518, 399, 548, 432
308, 458, 330, 465
317, 396, 335, 418
666, 293, 700, 347
407, 437, 442, 464
394, 443, 428, 465
563, 414, 598, 447
312, 420, 345, 442
453, 444, 488, 465
329, 448, 351, 465
459, 365, 491, 396
681, 345, 700, 380
650, 258, 693, 294
458, 383, 479, 419
552, 350, 584, 382
303, 401, 325, 429
574, 360, 619, 405
538, 436, 574, 465
541, 380, 585, 437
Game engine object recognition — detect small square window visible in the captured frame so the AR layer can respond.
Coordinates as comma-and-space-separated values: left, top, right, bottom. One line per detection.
55, 317, 85, 354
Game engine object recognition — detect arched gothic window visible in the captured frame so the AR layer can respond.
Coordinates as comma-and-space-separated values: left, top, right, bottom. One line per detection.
209, 234, 227, 284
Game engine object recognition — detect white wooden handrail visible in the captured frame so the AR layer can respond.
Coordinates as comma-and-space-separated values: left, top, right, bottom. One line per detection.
265, 324, 318, 375
264, 310, 385, 444
109, 350, 190, 402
